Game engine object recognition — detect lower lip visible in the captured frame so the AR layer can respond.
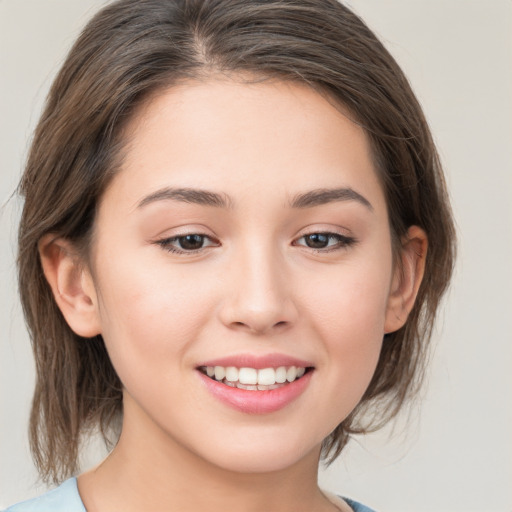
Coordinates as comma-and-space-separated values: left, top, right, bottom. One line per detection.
198, 370, 313, 414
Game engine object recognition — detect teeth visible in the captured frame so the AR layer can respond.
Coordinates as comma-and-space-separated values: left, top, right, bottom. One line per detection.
203, 365, 308, 387
257, 368, 275, 386
238, 367, 258, 385
225, 366, 239, 382
238, 383, 258, 391
286, 366, 297, 382
275, 367, 287, 383
214, 366, 226, 381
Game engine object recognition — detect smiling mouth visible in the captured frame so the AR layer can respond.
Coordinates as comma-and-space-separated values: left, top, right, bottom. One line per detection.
198, 365, 313, 391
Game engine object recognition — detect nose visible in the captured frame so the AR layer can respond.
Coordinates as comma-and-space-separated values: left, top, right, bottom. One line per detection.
217, 244, 298, 335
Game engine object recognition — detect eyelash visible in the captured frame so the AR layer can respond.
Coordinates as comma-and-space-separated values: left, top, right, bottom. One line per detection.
155, 231, 356, 255
155, 234, 219, 255
293, 232, 357, 252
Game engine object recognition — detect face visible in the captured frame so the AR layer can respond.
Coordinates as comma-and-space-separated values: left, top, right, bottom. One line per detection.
83, 79, 401, 474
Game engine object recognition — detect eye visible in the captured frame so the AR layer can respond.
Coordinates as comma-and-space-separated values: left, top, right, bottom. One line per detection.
294, 232, 356, 251
156, 233, 219, 254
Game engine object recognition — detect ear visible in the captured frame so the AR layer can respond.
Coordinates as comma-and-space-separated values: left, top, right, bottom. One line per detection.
39, 234, 101, 337
384, 226, 428, 334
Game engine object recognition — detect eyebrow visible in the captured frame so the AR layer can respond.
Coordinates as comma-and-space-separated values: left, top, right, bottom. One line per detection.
137, 187, 232, 209
290, 187, 373, 210
136, 186, 372, 211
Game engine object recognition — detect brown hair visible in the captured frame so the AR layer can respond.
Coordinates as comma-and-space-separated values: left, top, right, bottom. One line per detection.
18, 0, 455, 484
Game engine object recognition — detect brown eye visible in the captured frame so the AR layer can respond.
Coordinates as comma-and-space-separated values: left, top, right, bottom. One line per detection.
304, 233, 330, 248
294, 232, 356, 252
178, 234, 206, 250
156, 233, 219, 254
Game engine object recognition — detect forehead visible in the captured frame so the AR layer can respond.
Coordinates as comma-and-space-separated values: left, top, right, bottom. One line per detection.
102, 78, 386, 214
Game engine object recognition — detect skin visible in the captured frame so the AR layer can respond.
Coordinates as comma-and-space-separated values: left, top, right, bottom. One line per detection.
40, 78, 426, 512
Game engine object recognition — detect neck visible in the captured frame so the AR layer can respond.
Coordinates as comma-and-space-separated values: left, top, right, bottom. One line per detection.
78, 397, 337, 512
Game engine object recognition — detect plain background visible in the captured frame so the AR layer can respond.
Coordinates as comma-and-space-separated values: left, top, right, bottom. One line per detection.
1, 1, 511, 511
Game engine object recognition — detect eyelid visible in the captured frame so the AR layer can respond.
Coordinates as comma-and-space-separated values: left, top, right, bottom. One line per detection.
153, 230, 220, 255
292, 228, 357, 252
152, 225, 357, 255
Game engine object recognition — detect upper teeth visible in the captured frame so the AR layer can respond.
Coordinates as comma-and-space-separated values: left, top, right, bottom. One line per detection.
204, 366, 306, 386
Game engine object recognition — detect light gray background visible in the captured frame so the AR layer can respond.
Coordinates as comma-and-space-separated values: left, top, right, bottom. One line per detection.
1, 1, 511, 511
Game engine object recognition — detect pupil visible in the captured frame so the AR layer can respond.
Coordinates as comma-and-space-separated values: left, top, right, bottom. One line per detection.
306, 233, 329, 248
179, 234, 204, 250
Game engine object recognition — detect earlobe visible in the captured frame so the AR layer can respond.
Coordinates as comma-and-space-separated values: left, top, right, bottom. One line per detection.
384, 226, 428, 334
39, 234, 101, 338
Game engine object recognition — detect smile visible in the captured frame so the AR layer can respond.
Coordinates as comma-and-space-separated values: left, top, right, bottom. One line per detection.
199, 365, 308, 390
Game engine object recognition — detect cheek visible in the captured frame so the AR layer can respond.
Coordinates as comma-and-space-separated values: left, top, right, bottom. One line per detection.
303, 257, 392, 338
301, 258, 392, 406
93, 257, 218, 371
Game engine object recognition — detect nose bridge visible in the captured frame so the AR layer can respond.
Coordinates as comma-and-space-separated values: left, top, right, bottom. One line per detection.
219, 236, 296, 334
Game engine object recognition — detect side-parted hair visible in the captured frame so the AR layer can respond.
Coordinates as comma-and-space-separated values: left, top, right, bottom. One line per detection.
17, 0, 456, 484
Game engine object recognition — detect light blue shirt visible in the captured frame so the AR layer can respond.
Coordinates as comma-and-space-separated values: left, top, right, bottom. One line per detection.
4, 479, 85, 512
4, 478, 376, 512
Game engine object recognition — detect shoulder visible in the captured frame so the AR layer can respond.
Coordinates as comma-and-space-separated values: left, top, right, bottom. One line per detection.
3, 478, 86, 512
324, 490, 377, 512
344, 497, 378, 512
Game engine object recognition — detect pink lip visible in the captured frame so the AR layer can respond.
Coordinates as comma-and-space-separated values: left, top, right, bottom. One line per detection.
197, 369, 313, 415
198, 353, 314, 369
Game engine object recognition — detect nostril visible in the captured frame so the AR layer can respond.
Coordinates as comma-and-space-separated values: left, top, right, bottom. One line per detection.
227, 319, 289, 334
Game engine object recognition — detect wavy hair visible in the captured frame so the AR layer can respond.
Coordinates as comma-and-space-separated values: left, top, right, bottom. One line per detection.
17, 0, 456, 483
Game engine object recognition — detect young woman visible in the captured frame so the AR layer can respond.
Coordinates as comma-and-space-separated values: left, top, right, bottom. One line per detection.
7, 1, 455, 510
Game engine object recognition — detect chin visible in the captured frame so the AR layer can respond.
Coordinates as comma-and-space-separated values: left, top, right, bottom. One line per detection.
191, 432, 322, 475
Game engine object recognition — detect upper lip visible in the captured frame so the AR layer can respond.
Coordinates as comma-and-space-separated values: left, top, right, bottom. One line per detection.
197, 353, 314, 370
